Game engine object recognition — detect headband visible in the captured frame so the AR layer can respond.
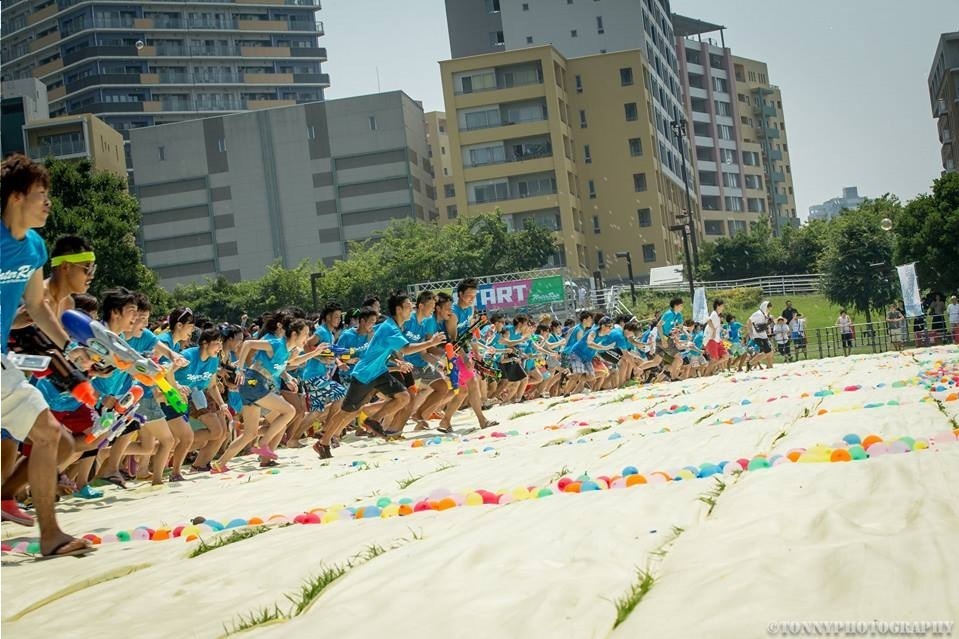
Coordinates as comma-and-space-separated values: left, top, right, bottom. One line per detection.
51, 251, 95, 267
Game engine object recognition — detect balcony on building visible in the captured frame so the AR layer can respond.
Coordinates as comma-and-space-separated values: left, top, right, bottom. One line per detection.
753, 103, 776, 117
459, 98, 548, 133
761, 126, 780, 139
768, 148, 782, 161
466, 172, 558, 211
462, 135, 552, 168
454, 61, 544, 96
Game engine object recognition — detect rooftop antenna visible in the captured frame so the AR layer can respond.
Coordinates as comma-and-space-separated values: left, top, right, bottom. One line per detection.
376, 67, 381, 92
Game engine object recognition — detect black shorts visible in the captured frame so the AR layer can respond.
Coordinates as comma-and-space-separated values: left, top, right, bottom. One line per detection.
841, 333, 853, 347
391, 371, 416, 389
777, 342, 791, 355
342, 372, 407, 413
500, 360, 527, 382
755, 338, 772, 354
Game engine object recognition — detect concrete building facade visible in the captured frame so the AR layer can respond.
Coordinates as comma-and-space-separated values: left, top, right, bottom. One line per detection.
425, 111, 455, 223
130, 91, 434, 288
929, 32, 959, 175
3, 78, 126, 178
1, 0, 328, 176
675, 20, 797, 237
808, 186, 865, 222
440, 45, 690, 279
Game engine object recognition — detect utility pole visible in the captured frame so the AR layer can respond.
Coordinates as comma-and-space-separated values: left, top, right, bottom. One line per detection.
615, 251, 636, 306
671, 117, 699, 271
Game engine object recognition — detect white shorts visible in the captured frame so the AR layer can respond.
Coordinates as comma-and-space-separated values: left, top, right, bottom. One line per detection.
1, 352, 49, 442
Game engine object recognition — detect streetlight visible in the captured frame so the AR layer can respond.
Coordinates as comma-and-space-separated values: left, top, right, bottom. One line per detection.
668, 222, 696, 302
614, 251, 636, 307
310, 272, 323, 312
670, 117, 699, 271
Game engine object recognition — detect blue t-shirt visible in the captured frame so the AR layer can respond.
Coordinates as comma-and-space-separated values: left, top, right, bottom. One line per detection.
92, 367, 132, 400
660, 309, 683, 336
126, 329, 159, 357
156, 331, 182, 364
0, 226, 47, 353
403, 313, 438, 368
336, 327, 371, 377
253, 334, 289, 385
301, 324, 335, 381
452, 304, 473, 335
692, 331, 705, 351
36, 377, 82, 412
598, 327, 632, 351
727, 321, 743, 342
573, 327, 602, 361
563, 324, 587, 354
351, 318, 409, 385
173, 346, 220, 390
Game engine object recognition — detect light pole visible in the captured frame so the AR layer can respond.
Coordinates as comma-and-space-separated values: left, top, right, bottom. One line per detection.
615, 251, 636, 307
670, 117, 699, 271
668, 222, 696, 302
310, 272, 323, 312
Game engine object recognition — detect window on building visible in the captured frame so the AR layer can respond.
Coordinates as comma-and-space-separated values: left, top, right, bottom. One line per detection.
722, 172, 740, 188
596, 16, 604, 33
714, 100, 732, 117
619, 67, 634, 86
693, 121, 711, 137
447, 205, 458, 219
522, 2, 529, 9
633, 173, 647, 192
637, 208, 652, 227
489, 30, 505, 47
719, 148, 737, 164
628, 138, 643, 156
570, 29, 578, 37
575, 74, 583, 93
217, 138, 226, 152
579, 109, 587, 128
596, 250, 605, 268
526, 36, 533, 44
642, 243, 656, 262
704, 220, 724, 236
717, 124, 735, 140
587, 179, 596, 198
584, 144, 592, 163
724, 196, 744, 212
592, 215, 601, 234
624, 102, 638, 121
368, 115, 377, 130
444, 184, 455, 198
712, 76, 728, 93
788, 186, 794, 195
307, 125, 316, 140
486, 0, 501, 12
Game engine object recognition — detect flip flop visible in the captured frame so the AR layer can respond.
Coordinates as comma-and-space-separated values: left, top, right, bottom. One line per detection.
435, 424, 454, 434
480, 420, 499, 429
313, 441, 332, 460
101, 473, 127, 489
36, 538, 97, 561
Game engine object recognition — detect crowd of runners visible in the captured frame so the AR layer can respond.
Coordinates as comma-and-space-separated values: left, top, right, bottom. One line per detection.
1, 154, 793, 559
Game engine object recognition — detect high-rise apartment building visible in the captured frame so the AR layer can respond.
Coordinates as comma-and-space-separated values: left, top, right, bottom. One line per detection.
130, 91, 434, 287
675, 17, 797, 237
425, 111, 456, 223
929, 32, 959, 175
440, 45, 691, 278
809, 187, 865, 222
442, 0, 700, 280
1, 0, 328, 176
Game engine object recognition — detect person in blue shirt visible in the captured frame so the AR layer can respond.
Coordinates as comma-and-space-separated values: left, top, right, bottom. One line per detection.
313, 292, 446, 459
571, 316, 616, 391
157, 307, 195, 364
397, 291, 452, 433
724, 313, 749, 372
0, 154, 94, 558
212, 314, 308, 472
561, 311, 598, 395
658, 297, 684, 348
497, 315, 534, 403
174, 328, 231, 473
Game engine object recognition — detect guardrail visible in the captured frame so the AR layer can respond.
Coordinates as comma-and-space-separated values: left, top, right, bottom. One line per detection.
634, 273, 822, 296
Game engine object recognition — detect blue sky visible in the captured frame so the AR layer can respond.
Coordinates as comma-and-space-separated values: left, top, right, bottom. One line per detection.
321, 0, 959, 219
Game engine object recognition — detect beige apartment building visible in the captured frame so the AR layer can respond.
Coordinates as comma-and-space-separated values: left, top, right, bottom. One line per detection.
439, 44, 698, 279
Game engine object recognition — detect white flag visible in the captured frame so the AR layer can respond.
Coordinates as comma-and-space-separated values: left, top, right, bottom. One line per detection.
896, 263, 922, 317
693, 287, 708, 324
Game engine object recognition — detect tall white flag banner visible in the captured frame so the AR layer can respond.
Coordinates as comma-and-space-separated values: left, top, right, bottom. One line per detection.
896, 263, 922, 317
693, 287, 708, 324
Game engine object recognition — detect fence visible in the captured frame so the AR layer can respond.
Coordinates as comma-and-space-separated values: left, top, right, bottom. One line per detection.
641, 273, 822, 296
807, 319, 957, 360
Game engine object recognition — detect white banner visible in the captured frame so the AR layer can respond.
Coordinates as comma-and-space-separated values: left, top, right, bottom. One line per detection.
693, 287, 709, 324
896, 263, 922, 317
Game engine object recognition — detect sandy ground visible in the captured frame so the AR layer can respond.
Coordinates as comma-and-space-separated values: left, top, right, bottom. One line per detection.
2, 346, 957, 639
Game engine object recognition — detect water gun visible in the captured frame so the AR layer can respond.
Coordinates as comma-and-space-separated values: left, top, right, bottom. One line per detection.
85, 385, 143, 443
6, 326, 97, 407
61, 310, 188, 414
448, 315, 489, 356
319, 344, 356, 362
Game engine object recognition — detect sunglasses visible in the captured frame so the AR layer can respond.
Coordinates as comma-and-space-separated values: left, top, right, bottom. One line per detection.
72, 262, 97, 275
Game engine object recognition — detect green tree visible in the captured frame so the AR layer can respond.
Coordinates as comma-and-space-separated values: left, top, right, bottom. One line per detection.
771, 219, 830, 275
696, 223, 776, 280
894, 172, 959, 291
42, 158, 166, 304
818, 197, 898, 323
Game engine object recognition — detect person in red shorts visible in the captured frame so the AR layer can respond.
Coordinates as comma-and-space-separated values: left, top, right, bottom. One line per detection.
705, 298, 729, 373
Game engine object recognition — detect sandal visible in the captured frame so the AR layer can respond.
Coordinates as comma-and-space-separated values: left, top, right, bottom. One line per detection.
101, 473, 127, 489
259, 459, 279, 468
435, 424, 454, 434
168, 473, 186, 483
313, 441, 332, 460
210, 462, 231, 474
479, 420, 499, 430
37, 537, 97, 561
